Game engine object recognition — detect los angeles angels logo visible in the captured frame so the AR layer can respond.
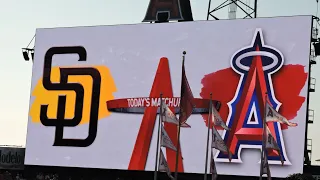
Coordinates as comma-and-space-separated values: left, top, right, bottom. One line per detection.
215, 29, 291, 165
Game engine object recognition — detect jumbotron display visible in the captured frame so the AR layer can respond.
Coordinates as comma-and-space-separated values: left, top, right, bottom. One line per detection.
25, 16, 312, 178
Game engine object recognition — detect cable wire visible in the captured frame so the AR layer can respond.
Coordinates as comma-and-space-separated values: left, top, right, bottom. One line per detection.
26, 34, 35, 48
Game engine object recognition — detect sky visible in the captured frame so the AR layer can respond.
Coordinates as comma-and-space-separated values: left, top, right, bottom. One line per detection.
0, 0, 319, 165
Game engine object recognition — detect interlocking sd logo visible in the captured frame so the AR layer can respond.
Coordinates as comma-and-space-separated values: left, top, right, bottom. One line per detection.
29, 46, 117, 147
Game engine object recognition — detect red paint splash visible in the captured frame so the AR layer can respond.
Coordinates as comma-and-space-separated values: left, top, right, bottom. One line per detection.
200, 65, 308, 130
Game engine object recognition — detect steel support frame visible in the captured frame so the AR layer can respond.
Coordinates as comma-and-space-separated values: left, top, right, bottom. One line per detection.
207, 0, 258, 20
303, 16, 316, 169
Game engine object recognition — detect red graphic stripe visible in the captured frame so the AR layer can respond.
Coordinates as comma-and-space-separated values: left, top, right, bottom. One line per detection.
107, 98, 210, 109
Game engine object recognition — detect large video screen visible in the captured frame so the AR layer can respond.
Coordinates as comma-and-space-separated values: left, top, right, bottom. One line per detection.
25, 16, 312, 178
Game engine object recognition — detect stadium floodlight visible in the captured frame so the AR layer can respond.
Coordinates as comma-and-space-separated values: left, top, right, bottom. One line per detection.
22, 49, 29, 61
22, 34, 35, 62
22, 48, 34, 61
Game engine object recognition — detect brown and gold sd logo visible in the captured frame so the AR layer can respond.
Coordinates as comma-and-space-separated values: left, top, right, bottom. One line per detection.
29, 46, 116, 147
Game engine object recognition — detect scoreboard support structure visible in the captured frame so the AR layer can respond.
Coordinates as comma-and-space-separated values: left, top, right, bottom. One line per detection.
206, 0, 258, 20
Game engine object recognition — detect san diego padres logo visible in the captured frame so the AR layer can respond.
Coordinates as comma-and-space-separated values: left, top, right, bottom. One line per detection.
29, 46, 116, 147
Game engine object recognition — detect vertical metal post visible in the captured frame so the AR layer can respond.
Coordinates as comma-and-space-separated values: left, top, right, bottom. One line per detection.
204, 93, 213, 180
259, 93, 268, 180
254, 0, 258, 18
174, 52, 187, 180
154, 93, 163, 180
207, 0, 212, 20
174, 120, 182, 180
303, 17, 314, 170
